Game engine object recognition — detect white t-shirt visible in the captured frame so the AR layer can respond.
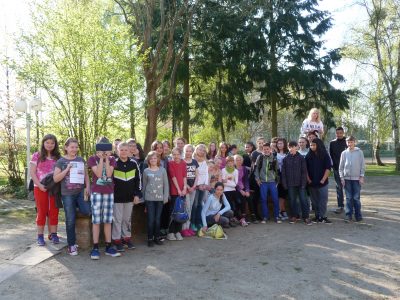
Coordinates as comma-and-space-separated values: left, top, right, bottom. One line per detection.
301, 119, 324, 135
196, 160, 209, 186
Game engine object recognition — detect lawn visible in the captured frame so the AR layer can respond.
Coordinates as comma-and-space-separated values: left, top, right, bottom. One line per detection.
365, 163, 400, 176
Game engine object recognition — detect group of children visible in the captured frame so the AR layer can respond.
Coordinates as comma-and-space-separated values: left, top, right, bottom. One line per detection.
30, 124, 365, 260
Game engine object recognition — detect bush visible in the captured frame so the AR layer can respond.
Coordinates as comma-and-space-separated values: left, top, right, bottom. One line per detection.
0, 183, 28, 199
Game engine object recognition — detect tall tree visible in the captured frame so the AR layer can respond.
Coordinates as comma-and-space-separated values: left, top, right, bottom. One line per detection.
243, 0, 350, 136
16, 0, 140, 157
115, 0, 196, 151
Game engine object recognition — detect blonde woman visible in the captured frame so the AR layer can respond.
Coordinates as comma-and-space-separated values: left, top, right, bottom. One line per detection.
301, 108, 324, 137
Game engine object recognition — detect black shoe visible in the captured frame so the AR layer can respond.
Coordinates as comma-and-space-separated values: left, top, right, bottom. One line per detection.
115, 243, 125, 252
334, 207, 344, 214
311, 217, 319, 224
154, 238, 164, 245
229, 221, 237, 227
321, 217, 332, 224
147, 240, 154, 247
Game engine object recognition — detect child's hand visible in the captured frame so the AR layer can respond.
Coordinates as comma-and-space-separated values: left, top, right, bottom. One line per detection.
163, 199, 168, 204
359, 177, 365, 185
38, 184, 47, 192
133, 196, 140, 205
201, 226, 208, 233
341, 179, 345, 187
214, 213, 221, 222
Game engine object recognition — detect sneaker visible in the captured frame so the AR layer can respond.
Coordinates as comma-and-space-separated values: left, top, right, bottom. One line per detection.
355, 218, 365, 224
240, 218, 249, 227
37, 235, 45, 246
90, 248, 100, 260
344, 215, 352, 223
68, 245, 78, 256
229, 219, 238, 227
334, 207, 344, 214
148, 239, 154, 247
124, 238, 136, 250
261, 218, 267, 224
280, 211, 289, 220
175, 232, 183, 241
51, 233, 60, 244
115, 243, 125, 252
188, 229, 196, 236
231, 217, 240, 224
289, 217, 296, 224
167, 233, 177, 241
48, 234, 52, 241
154, 238, 164, 245
275, 218, 282, 224
105, 247, 121, 257
311, 217, 320, 224
321, 217, 332, 224
180, 229, 191, 237
250, 215, 259, 224
304, 218, 312, 226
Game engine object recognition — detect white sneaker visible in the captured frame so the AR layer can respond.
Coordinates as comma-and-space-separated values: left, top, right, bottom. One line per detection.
68, 245, 78, 256
167, 233, 177, 241
175, 232, 183, 241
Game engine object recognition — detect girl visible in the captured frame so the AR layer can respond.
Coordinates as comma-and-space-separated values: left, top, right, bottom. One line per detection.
162, 140, 171, 159
276, 138, 288, 221
301, 108, 324, 138
234, 155, 251, 226
298, 136, 310, 158
53, 138, 91, 256
30, 134, 61, 246
181, 144, 199, 236
201, 182, 234, 230
133, 142, 145, 174
142, 151, 169, 247
306, 138, 332, 224
207, 142, 217, 160
221, 156, 239, 225
190, 144, 209, 233
216, 142, 229, 169
243, 141, 255, 169
167, 147, 188, 241
208, 160, 222, 191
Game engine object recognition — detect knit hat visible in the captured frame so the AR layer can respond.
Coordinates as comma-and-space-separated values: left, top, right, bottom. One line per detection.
96, 137, 112, 151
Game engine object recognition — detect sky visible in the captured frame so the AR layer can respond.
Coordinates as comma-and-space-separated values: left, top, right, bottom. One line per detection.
0, 0, 367, 99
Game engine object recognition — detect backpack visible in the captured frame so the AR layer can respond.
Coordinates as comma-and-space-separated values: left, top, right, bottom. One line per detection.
171, 196, 189, 223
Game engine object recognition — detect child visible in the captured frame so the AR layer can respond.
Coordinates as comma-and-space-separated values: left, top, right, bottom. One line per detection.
162, 140, 171, 159
167, 147, 188, 241
207, 142, 217, 160
276, 138, 288, 221
229, 144, 238, 156
281, 141, 311, 225
182, 144, 199, 236
234, 154, 251, 226
53, 138, 91, 255
306, 138, 332, 224
142, 151, 169, 247
30, 134, 61, 246
208, 160, 222, 190
254, 143, 281, 224
190, 144, 209, 233
216, 142, 229, 169
201, 182, 234, 230
221, 156, 239, 224
339, 136, 365, 223
298, 136, 310, 158
88, 137, 120, 259
112, 142, 142, 251
301, 108, 324, 137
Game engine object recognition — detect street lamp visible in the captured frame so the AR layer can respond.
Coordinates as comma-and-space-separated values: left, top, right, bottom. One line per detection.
15, 96, 42, 189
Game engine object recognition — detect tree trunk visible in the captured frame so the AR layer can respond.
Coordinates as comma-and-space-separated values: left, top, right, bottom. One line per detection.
129, 91, 136, 139
374, 140, 385, 166
271, 93, 278, 137
144, 88, 158, 153
388, 94, 400, 171
182, 53, 190, 142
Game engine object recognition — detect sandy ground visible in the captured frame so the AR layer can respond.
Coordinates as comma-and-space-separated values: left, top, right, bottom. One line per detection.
0, 177, 399, 300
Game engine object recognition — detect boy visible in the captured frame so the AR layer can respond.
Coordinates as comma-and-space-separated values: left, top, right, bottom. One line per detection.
281, 141, 311, 225
254, 143, 281, 224
88, 137, 120, 259
112, 142, 142, 251
339, 136, 365, 223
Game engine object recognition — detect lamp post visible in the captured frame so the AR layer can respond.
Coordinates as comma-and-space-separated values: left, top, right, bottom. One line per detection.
15, 96, 42, 189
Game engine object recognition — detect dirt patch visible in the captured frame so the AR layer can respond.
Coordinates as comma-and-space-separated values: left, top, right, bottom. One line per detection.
0, 177, 399, 299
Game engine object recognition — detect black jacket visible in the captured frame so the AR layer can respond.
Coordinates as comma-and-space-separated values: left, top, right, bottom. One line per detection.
41, 173, 63, 208
329, 138, 347, 170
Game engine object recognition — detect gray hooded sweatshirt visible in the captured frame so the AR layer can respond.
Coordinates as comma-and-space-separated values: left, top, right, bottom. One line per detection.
339, 147, 365, 180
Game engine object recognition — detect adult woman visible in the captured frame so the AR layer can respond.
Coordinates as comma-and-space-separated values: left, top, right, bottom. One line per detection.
201, 182, 234, 230
216, 142, 229, 169
301, 108, 324, 138
30, 134, 61, 246
305, 138, 332, 224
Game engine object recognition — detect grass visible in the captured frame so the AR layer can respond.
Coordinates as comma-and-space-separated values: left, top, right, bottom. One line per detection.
365, 164, 400, 176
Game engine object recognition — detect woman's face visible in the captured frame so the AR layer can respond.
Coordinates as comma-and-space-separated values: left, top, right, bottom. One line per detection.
277, 141, 284, 151
44, 139, 55, 153
210, 143, 216, 152
312, 111, 318, 121
244, 144, 253, 154
128, 143, 137, 155
175, 139, 185, 151
197, 147, 206, 158
163, 143, 170, 154
65, 142, 79, 156
214, 185, 224, 197
310, 142, 317, 152
220, 144, 227, 154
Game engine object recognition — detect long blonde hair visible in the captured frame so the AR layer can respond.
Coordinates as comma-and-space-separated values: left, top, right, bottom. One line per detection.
307, 108, 321, 122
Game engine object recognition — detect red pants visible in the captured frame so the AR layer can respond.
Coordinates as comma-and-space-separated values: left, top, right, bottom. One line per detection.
34, 187, 59, 226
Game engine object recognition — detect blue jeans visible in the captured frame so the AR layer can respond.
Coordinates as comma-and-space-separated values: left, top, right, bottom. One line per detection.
287, 186, 309, 219
259, 182, 279, 219
191, 190, 206, 229
146, 201, 164, 240
333, 170, 344, 208
309, 185, 329, 219
344, 180, 362, 220
62, 191, 91, 246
